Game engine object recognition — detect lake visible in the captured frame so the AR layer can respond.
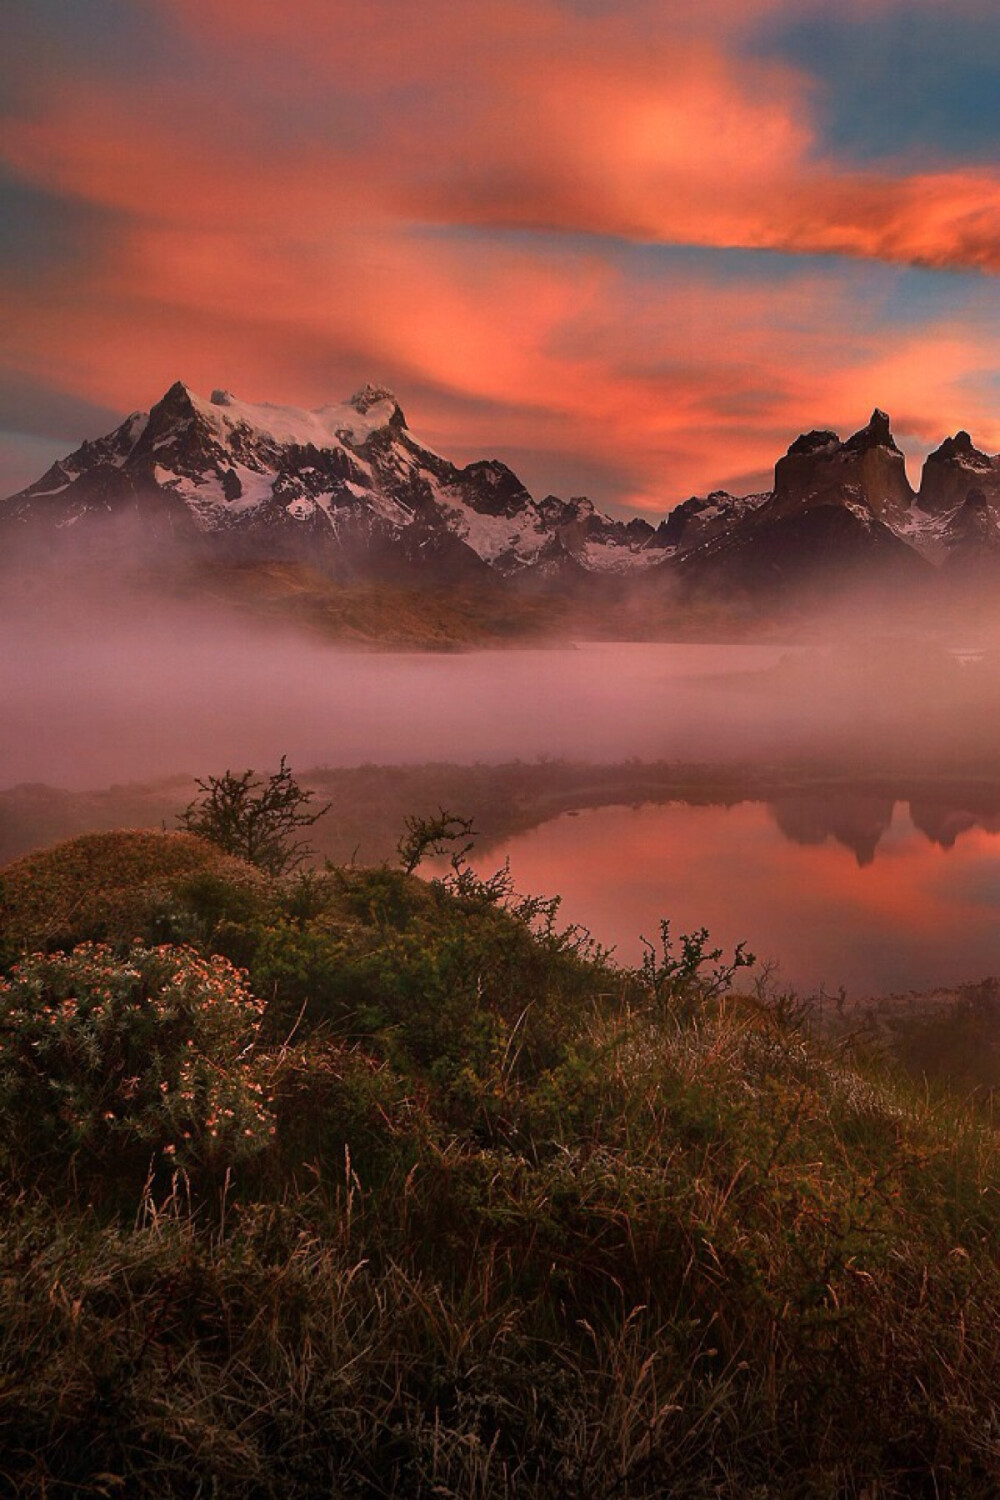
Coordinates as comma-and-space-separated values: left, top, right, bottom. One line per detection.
465, 797, 1000, 998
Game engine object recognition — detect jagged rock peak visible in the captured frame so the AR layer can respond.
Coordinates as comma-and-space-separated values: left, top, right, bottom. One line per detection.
536, 494, 596, 526
156, 379, 199, 410
786, 410, 900, 458
845, 408, 899, 453
141, 382, 208, 442
919, 429, 1000, 514
774, 405, 913, 517
349, 383, 406, 426
787, 429, 840, 457
928, 429, 988, 462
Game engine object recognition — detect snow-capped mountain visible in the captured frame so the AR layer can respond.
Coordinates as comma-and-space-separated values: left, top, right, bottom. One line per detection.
1, 381, 671, 583
3, 383, 999, 606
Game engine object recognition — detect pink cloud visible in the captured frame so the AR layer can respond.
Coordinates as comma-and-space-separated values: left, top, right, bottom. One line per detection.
145, 0, 1000, 273
8, 9, 1000, 283
3, 0, 999, 507
5, 201, 997, 509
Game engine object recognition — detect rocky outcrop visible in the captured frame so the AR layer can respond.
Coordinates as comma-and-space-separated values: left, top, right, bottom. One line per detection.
772, 409, 914, 522
659, 490, 769, 552
676, 499, 928, 598
937, 489, 1000, 572
674, 410, 927, 597
918, 431, 1000, 515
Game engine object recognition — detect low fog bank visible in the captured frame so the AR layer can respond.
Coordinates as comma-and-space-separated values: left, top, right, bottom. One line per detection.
4, 586, 1000, 792
0, 601, 780, 788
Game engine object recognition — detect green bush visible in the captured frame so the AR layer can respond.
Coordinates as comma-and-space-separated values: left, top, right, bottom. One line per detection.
176, 757, 330, 875
217, 866, 610, 1105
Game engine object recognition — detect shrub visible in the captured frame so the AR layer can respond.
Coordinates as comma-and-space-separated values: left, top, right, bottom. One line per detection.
177, 757, 330, 875
219, 865, 611, 1102
0, 942, 274, 1189
397, 807, 476, 875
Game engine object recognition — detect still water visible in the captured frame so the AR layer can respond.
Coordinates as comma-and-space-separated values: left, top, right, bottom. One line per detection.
470, 799, 1000, 998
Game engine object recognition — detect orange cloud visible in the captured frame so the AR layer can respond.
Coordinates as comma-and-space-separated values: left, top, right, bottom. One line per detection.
3, 0, 999, 507
9, 5, 1000, 277
6, 196, 997, 510
141, 0, 1000, 274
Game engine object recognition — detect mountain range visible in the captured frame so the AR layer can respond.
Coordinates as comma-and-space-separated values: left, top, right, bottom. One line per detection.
4, 380, 999, 620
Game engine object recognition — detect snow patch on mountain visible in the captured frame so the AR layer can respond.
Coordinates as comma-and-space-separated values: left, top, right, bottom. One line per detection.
196, 386, 402, 451
438, 492, 549, 569
577, 535, 666, 573
887, 503, 955, 562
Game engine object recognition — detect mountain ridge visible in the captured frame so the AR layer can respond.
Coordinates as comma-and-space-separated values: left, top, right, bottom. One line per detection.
4, 382, 999, 608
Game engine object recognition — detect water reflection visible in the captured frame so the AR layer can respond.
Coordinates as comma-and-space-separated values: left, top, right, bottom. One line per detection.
770, 792, 1000, 866
770, 794, 894, 867
909, 802, 1000, 851
475, 798, 1000, 995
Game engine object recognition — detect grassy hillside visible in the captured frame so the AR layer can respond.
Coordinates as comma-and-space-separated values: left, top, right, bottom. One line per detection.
0, 831, 998, 1495
175, 562, 577, 647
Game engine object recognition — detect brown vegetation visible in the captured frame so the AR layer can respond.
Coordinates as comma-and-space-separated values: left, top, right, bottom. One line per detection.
0, 830, 998, 1494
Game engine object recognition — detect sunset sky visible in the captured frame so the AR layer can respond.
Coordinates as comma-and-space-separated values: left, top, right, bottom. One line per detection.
3, 0, 1000, 515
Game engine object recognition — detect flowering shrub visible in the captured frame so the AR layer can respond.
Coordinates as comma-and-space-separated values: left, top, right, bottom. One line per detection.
0, 943, 274, 1179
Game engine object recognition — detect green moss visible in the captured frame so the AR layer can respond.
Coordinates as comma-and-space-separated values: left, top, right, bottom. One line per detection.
0, 829, 271, 957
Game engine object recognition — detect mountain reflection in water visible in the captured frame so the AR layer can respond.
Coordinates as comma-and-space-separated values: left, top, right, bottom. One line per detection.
771, 791, 1000, 867
473, 796, 1000, 996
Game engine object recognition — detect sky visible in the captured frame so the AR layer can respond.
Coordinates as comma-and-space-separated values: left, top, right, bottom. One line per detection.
3, 0, 1000, 516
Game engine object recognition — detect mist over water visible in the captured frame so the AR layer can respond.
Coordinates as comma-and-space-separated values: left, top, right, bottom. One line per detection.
0, 618, 784, 788
4, 590, 1000, 790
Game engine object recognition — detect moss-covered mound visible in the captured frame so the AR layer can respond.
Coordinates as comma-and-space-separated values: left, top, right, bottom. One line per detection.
0, 829, 271, 955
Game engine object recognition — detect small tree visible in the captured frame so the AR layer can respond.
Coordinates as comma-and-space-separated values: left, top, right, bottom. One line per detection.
178, 757, 330, 876
397, 808, 476, 875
